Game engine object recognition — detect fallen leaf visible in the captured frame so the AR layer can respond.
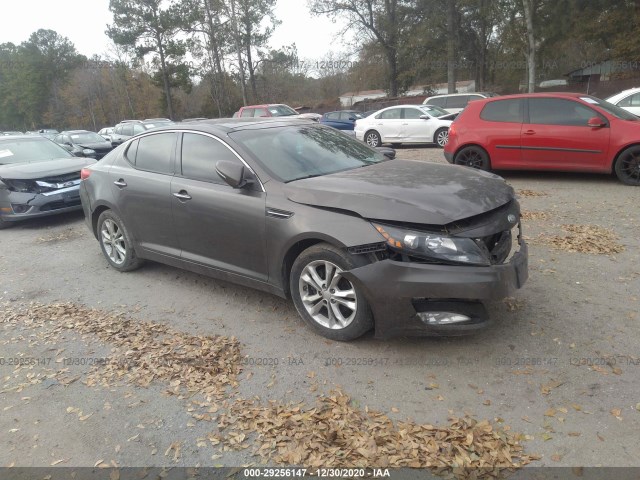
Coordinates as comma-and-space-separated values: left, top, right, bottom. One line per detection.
596, 432, 605, 441
610, 408, 622, 420
551, 454, 562, 462
50, 459, 69, 466
568, 432, 581, 437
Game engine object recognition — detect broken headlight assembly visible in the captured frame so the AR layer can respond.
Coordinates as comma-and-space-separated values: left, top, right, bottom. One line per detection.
373, 223, 491, 266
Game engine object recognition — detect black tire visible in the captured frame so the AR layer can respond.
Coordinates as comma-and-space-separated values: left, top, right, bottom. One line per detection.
364, 130, 382, 148
290, 243, 373, 341
614, 146, 640, 185
96, 210, 144, 272
434, 128, 449, 148
454, 145, 491, 171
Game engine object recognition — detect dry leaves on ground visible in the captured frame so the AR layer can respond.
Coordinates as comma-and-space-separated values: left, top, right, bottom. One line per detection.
520, 211, 551, 221
217, 391, 540, 478
534, 224, 624, 255
0, 303, 242, 400
1, 303, 540, 478
517, 189, 547, 197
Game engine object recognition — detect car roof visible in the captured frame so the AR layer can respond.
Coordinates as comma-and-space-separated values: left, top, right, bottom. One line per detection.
0, 135, 49, 142
146, 117, 317, 134
61, 130, 93, 134
605, 87, 640, 101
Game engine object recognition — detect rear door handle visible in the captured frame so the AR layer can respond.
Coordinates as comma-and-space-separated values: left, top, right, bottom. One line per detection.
523, 130, 536, 135
173, 190, 192, 201
113, 179, 127, 188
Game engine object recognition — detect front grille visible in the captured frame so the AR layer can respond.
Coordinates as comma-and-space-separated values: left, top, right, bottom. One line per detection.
348, 242, 387, 255
37, 172, 81, 184
476, 223, 521, 264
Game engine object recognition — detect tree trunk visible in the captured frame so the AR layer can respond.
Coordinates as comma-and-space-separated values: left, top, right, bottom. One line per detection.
202, 0, 225, 116
229, 0, 247, 106
522, 0, 536, 93
246, 41, 258, 102
156, 36, 174, 119
447, 0, 457, 93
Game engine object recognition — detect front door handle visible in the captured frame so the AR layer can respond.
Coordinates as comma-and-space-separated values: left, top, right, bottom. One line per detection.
173, 190, 192, 201
523, 130, 536, 135
113, 179, 127, 188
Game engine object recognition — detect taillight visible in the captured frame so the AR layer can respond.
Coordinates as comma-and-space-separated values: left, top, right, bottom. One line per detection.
80, 168, 92, 180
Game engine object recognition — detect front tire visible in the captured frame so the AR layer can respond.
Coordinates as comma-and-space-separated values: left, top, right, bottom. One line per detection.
364, 130, 382, 148
290, 243, 373, 341
434, 128, 449, 148
454, 145, 491, 171
97, 210, 143, 272
614, 146, 640, 185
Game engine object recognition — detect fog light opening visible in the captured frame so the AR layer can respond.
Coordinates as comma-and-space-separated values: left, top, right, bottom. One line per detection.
417, 312, 471, 325
11, 204, 31, 214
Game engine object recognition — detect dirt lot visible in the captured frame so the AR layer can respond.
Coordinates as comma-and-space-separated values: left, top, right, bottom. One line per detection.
1, 147, 639, 476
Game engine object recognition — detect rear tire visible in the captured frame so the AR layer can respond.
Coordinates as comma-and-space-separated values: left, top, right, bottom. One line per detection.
614, 146, 640, 185
364, 130, 382, 148
454, 145, 491, 171
290, 243, 373, 341
97, 210, 144, 272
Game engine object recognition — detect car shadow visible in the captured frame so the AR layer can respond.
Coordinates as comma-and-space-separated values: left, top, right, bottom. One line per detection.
11, 210, 85, 230
497, 170, 620, 185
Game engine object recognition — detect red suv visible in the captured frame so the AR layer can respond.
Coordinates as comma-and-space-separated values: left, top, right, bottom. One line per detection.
444, 93, 640, 185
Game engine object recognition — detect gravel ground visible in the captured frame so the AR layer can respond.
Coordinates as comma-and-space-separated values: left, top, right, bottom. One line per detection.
1, 147, 639, 475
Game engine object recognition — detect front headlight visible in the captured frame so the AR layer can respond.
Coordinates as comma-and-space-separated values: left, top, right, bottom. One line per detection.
373, 223, 490, 266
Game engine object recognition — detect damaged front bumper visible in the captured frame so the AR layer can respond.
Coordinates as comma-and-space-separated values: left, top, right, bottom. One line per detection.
0, 184, 82, 222
344, 241, 528, 339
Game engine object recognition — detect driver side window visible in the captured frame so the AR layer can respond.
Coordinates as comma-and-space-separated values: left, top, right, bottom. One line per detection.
180, 133, 242, 185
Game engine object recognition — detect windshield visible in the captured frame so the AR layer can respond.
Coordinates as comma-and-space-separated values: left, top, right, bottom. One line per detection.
0, 138, 73, 164
69, 132, 107, 143
420, 105, 450, 118
230, 125, 386, 182
267, 105, 299, 116
583, 96, 639, 120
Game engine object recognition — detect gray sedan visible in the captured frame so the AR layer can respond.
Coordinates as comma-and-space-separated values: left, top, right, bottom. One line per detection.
79, 119, 528, 340
0, 136, 95, 229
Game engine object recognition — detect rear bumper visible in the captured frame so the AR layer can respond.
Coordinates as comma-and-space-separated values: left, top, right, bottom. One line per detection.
345, 242, 528, 339
444, 151, 454, 163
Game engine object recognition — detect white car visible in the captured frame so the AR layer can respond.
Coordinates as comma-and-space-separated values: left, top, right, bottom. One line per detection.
605, 87, 640, 116
354, 105, 452, 148
422, 92, 498, 114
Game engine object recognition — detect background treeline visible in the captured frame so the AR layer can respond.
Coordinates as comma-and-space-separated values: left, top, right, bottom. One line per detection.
1, 0, 640, 131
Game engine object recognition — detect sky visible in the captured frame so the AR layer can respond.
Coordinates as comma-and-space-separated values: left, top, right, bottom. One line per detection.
0, 0, 352, 61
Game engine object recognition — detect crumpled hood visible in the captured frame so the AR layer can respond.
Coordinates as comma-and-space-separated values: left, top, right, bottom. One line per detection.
0, 158, 95, 180
284, 160, 514, 225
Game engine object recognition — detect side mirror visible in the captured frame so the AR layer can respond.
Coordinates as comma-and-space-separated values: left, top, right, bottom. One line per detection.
419, 115, 430, 120
587, 116, 606, 128
376, 147, 396, 160
348, 116, 356, 121
216, 160, 253, 189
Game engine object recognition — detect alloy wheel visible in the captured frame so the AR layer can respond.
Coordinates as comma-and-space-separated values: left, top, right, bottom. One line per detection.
298, 260, 357, 329
436, 129, 449, 147
617, 150, 640, 185
101, 219, 127, 265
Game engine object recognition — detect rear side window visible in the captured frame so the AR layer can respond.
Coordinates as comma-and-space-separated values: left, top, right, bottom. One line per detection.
122, 124, 134, 136
446, 95, 469, 109
618, 93, 640, 107
426, 97, 446, 107
378, 108, 401, 119
253, 108, 268, 117
133, 124, 145, 134
241, 108, 254, 118
480, 99, 524, 123
528, 98, 598, 126
325, 112, 340, 120
181, 133, 240, 184
134, 133, 175, 174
